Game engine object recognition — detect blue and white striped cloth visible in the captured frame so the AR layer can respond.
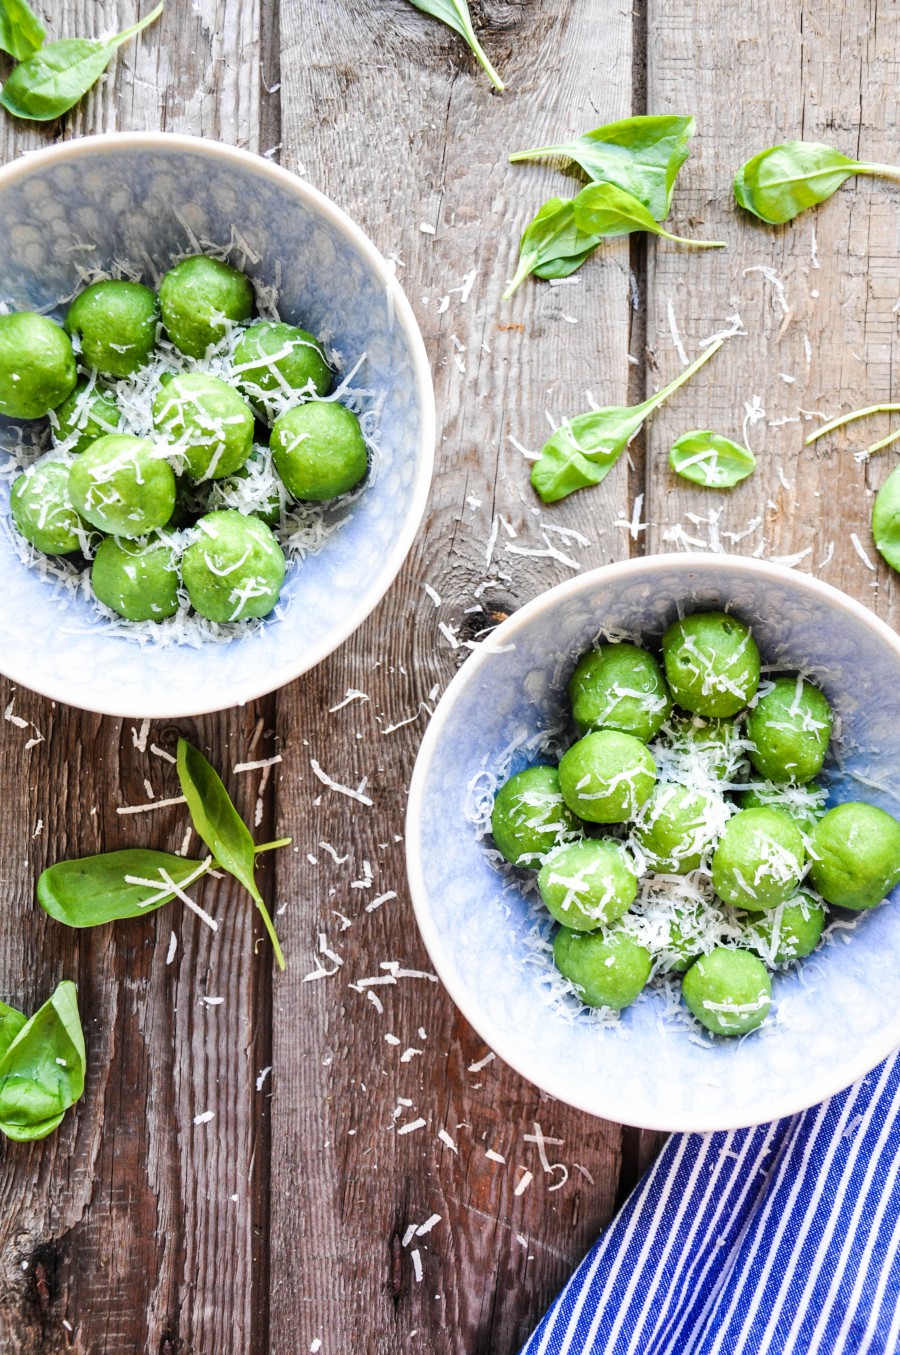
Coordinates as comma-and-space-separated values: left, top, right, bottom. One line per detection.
521, 1051, 900, 1355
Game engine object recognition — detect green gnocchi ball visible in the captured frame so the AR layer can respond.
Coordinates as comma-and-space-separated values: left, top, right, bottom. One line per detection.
10, 460, 89, 554
553, 926, 651, 1009
232, 320, 331, 414
632, 783, 722, 873
91, 532, 181, 622
746, 676, 832, 784
538, 839, 637, 931
182, 510, 286, 623
682, 948, 772, 1036
0, 312, 77, 419
657, 713, 748, 783
737, 781, 827, 834
65, 280, 158, 378
655, 907, 709, 974
490, 765, 580, 867
68, 434, 176, 538
270, 400, 368, 501
743, 890, 826, 965
809, 801, 900, 910
558, 729, 656, 824
159, 256, 254, 358
51, 378, 120, 453
568, 642, 672, 741
711, 806, 806, 911
662, 611, 761, 717
152, 372, 254, 480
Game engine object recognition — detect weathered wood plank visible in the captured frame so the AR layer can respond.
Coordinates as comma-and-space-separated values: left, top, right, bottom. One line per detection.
0, 2, 278, 1352
645, 0, 900, 638
270, 3, 640, 1352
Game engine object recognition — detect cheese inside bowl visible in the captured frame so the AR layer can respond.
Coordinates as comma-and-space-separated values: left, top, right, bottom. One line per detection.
0, 133, 434, 717
405, 555, 900, 1131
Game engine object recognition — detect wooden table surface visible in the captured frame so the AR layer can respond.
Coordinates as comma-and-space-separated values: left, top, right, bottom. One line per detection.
1, 1, 898, 1351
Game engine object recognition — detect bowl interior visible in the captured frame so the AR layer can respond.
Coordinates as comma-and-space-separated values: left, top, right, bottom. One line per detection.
0, 137, 430, 717
408, 558, 900, 1131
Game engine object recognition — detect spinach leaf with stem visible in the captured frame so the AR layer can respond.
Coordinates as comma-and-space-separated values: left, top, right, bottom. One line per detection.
505, 182, 723, 298
406, 0, 503, 91
0, 1, 164, 121
509, 115, 695, 221
37, 839, 290, 930
0, 981, 85, 1142
873, 465, 900, 572
669, 430, 755, 488
805, 403, 900, 458
176, 738, 286, 970
531, 339, 724, 503
503, 197, 603, 298
0, 0, 45, 61
734, 141, 900, 225
573, 181, 725, 248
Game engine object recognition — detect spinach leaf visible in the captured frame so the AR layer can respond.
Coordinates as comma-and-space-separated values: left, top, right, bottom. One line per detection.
503, 198, 603, 297
38, 848, 209, 927
669, 430, 755, 487
0, 981, 85, 1142
531, 340, 723, 503
505, 182, 722, 298
573, 181, 725, 248
0, 1, 163, 121
0, 1001, 26, 1065
0, 0, 46, 61
176, 738, 285, 970
734, 141, 900, 225
509, 115, 695, 221
806, 403, 900, 457
406, 0, 503, 91
873, 466, 900, 572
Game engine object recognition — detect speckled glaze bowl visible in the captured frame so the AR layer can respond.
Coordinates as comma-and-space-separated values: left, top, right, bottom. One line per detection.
406, 555, 900, 1131
0, 134, 434, 717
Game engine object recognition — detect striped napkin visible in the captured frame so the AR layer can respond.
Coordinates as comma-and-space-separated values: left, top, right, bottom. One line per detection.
521, 1051, 900, 1355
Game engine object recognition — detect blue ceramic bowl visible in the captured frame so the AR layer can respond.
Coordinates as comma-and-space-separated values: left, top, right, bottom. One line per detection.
0, 134, 434, 717
406, 555, 900, 1131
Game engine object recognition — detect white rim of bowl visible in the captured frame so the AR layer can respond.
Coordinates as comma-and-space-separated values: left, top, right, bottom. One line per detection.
0, 132, 436, 719
406, 552, 900, 1131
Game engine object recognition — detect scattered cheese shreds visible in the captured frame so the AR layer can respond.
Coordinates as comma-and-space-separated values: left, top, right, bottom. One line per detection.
486, 1148, 506, 1164
329, 688, 369, 712
256, 1066, 273, 1091
416, 1214, 442, 1237
309, 759, 374, 806
514, 1169, 534, 1197
234, 754, 282, 773
438, 1129, 459, 1154
397, 1117, 427, 1136
117, 794, 188, 816
850, 533, 877, 571
366, 890, 398, 913
468, 1050, 496, 1072
411, 1249, 424, 1283
193, 1111, 214, 1125
165, 932, 177, 965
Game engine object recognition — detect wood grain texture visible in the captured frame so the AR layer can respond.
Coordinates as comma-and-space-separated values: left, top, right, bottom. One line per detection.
0, 3, 278, 1353
2, 0, 897, 1351
269, 3, 651, 1354
645, 0, 900, 630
